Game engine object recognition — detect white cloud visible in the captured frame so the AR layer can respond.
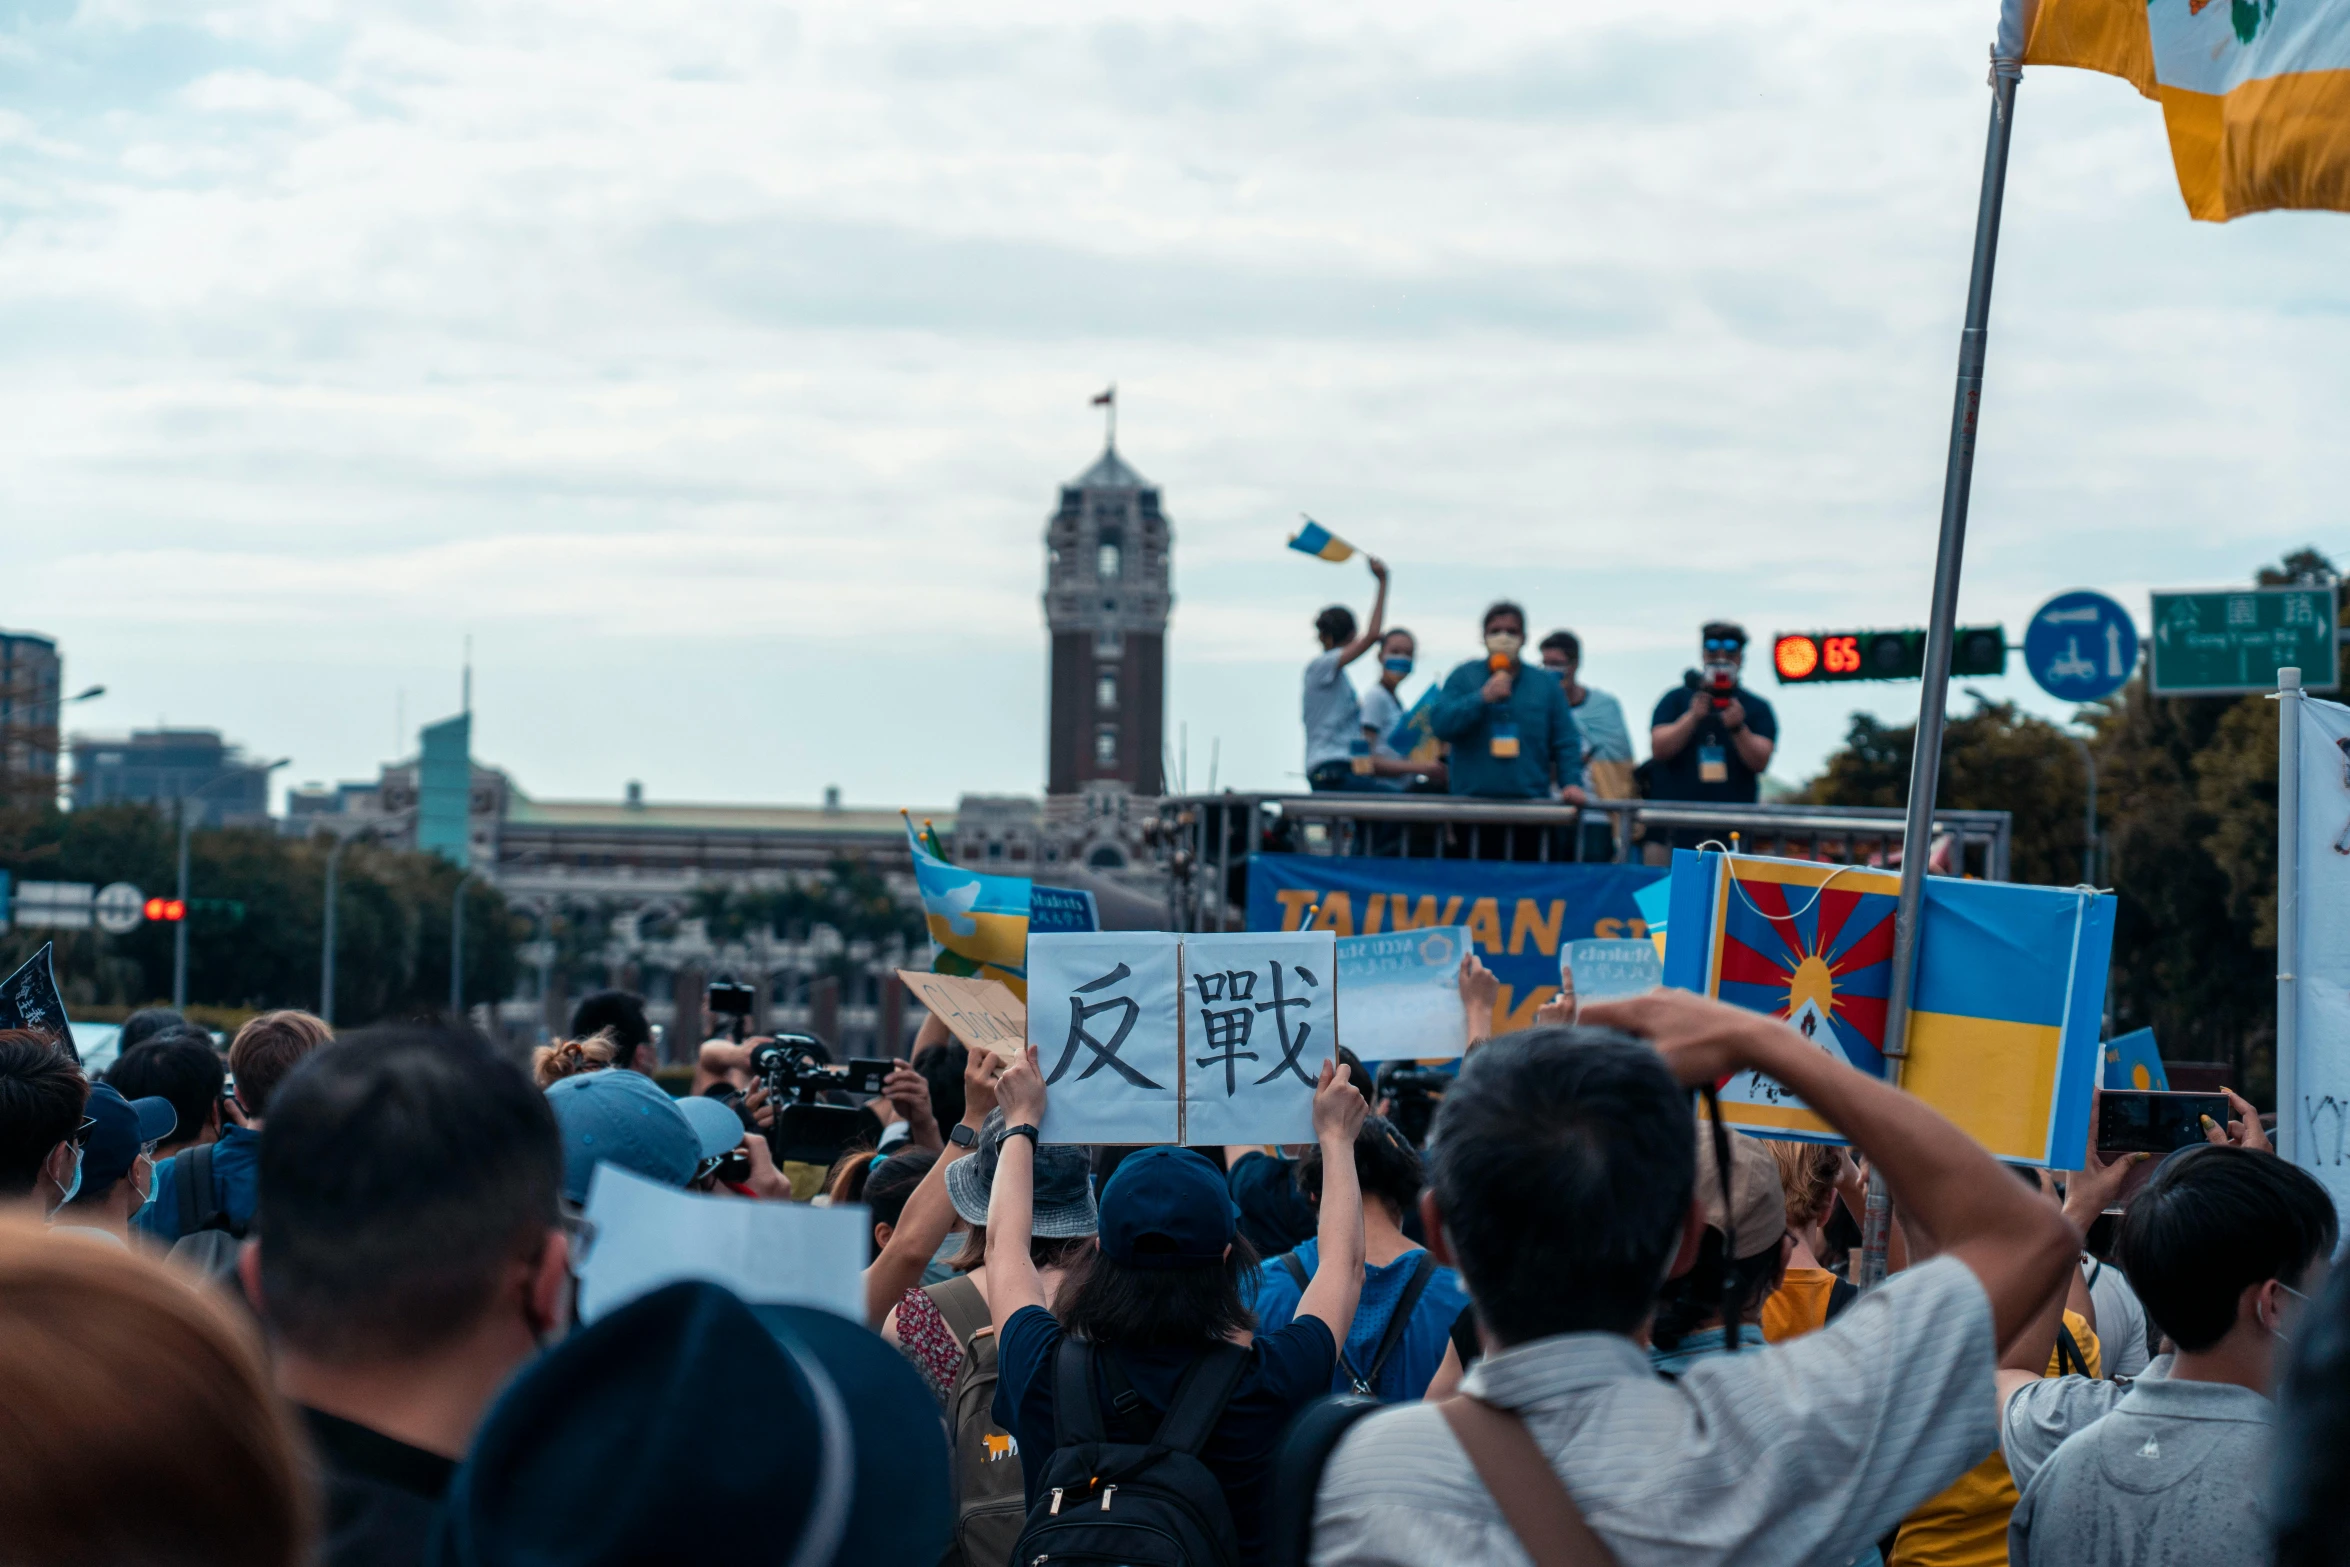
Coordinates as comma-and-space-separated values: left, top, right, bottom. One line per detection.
2, 0, 2344, 811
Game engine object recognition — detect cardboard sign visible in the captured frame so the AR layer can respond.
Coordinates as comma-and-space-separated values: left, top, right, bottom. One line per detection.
1337, 925, 1470, 1063
1180, 931, 1336, 1145
1029, 933, 1183, 1144
0, 943, 75, 1062
575, 1163, 867, 1324
897, 970, 1027, 1062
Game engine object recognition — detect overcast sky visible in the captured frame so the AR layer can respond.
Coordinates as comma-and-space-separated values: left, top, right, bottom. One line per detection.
6, 0, 2344, 814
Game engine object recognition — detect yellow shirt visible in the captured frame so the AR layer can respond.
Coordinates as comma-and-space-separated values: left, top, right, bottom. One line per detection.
1889, 1312, 2101, 1567
1761, 1266, 1841, 1344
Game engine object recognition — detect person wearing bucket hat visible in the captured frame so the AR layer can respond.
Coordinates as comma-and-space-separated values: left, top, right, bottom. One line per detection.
982, 1043, 1368, 1567
52, 1083, 176, 1245
432, 1278, 950, 1567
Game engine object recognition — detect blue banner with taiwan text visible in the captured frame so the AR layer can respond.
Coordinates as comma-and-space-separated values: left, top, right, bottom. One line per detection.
1245, 854, 1665, 1036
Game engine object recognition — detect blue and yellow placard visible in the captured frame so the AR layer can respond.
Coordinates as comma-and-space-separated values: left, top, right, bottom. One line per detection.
1664, 849, 2113, 1169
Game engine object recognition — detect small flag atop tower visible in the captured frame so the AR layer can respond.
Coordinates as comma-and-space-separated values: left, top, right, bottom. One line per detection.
1287, 514, 1356, 563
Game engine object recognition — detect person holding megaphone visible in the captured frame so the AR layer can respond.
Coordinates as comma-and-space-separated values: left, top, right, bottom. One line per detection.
1427, 602, 1587, 833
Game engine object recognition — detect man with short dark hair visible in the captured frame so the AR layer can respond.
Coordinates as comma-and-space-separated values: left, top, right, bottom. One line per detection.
569, 990, 656, 1073
2003, 1145, 2337, 1565
241, 1025, 569, 1567
117, 1006, 189, 1054
1303, 555, 1391, 791
0, 1032, 89, 1219
1310, 990, 2078, 1567
1428, 602, 1586, 804
106, 1034, 225, 1157
1648, 621, 1777, 804
140, 1008, 330, 1245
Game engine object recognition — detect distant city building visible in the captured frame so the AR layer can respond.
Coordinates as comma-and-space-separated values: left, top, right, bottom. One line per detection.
1044, 440, 1171, 799
70, 729, 268, 825
0, 631, 63, 809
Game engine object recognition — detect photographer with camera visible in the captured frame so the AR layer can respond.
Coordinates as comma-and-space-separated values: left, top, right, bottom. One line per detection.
1648, 621, 1776, 806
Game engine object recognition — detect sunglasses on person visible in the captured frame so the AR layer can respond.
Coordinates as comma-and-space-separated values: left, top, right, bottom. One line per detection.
1703, 637, 1744, 653
69, 1116, 96, 1149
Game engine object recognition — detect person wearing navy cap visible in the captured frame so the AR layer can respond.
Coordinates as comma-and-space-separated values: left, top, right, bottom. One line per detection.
983, 1044, 1369, 1567
53, 1083, 176, 1246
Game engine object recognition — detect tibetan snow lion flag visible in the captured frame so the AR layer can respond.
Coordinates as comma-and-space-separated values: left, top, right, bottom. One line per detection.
2001, 0, 2350, 220
1663, 851, 2114, 1168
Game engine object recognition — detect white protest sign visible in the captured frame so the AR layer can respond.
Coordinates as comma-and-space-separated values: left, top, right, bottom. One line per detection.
1336, 925, 1469, 1063
575, 1163, 868, 1324
1028, 932, 1181, 1144
1179, 930, 1337, 1146
1564, 938, 1661, 1005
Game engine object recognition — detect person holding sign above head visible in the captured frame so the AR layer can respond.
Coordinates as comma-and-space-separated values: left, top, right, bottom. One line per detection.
1428, 602, 1586, 806
986, 1043, 1369, 1567
1302, 556, 1391, 792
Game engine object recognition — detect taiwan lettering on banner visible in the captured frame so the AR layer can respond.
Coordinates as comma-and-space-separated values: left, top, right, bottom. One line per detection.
1028, 933, 1180, 1145
1180, 931, 1336, 1145
1246, 853, 1664, 1037
1336, 925, 1472, 1064
1662, 850, 2112, 1169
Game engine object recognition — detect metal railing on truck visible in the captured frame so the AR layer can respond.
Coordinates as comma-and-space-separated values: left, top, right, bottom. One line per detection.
1147, 794, 2013, 933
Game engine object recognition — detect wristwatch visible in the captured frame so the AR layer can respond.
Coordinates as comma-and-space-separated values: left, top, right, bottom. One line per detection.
1001, 1123, 1041, 1146
949, 1122, 980, 1149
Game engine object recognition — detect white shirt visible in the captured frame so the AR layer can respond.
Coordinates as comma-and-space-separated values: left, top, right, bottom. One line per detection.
1361, 680, 1408, 759
2083, 1255, 2151, 1379
1311, 1256, 1997, 1567
1304, 648, 1365, 772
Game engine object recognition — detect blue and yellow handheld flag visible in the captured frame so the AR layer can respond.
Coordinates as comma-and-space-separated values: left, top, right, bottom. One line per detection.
906, 815, 1031, 999
1383, 687, 1443, 765
1662, 850, 2113, 1168
1288, 515, 1356, 563
2103, 1027, 2169, 1092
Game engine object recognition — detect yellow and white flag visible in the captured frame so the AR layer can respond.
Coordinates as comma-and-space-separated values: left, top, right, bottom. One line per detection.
2002, 0, 2350, 220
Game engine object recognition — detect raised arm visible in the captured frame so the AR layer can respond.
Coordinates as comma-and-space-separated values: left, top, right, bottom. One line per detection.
982, 1043, 1052, 1325
1294, 1059, 1371, 1343
1332, 557, 1391, 668
861, 1046, 1003, 1325
1581, 990, 2078, 1349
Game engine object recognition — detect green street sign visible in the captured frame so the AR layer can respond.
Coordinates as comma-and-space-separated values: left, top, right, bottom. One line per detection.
2149, 586, 2339, 696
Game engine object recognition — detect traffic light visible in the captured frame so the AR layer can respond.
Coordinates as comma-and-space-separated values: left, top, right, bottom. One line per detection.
1772, 626, 2006, 684
143, 897, 185, 922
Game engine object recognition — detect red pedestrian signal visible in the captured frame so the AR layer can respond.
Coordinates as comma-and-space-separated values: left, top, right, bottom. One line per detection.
1773, 635, 1820, 681
144, 897, 186, 922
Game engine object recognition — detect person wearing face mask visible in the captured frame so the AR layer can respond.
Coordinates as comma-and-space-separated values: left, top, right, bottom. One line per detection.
242, 1024, 569, 1567
1427, 601, 1587, 811
52, 1084, 177, 1247
1357, 628, 1445, 792
1648, 620, 1777, 807
0, 1031, 91, 1222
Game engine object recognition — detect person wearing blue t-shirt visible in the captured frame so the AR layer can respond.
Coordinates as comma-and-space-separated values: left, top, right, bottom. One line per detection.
1251, 1115, 1468, 1403
985, 1045, 1369, 1567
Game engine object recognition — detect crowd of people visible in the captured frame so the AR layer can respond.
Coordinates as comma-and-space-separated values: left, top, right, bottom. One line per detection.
1, 974, 2346, 1567
1299, 555, 1779, 826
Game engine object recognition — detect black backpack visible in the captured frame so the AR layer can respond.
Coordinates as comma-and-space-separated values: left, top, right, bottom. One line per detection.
164, 1143, 246, 1281
1007, 1338, 1249, 1567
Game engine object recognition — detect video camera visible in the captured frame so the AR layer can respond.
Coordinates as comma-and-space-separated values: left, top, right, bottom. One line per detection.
1375, 1063, 1453, 1148
748, 1035, 895, 1104
1683, 665, 1737, 712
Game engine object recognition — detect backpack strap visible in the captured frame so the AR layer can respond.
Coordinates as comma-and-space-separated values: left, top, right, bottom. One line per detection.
1151, 1342, 1250, 1457
1439, 1394, 1618, 1567
1280, 1251, 1311, 1292
924, 1274, 993, 1352
1339, 1252, 1437, 1395
1053, 1336, 1110, 1449
2055, 1323, 2094, 1380
175, 1144, 217, 1238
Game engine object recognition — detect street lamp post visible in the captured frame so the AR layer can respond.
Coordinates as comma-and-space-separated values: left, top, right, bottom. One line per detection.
173, 758, 289, 1009
449, 869, 480, 1017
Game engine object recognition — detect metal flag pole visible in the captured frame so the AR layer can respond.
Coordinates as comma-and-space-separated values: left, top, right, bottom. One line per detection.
2278, 666, 2303, 1163
1857, 46, 2023, 1289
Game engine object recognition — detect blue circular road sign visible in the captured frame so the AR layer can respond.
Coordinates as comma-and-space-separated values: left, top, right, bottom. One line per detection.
2023, 590, 2139, 702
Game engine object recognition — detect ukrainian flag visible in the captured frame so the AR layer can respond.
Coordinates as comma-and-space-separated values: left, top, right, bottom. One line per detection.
2003, 0, 2350, 222
1288, 517, 1356, 563
1664, 850, 2113, 1168
905, 816, 1031, 999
